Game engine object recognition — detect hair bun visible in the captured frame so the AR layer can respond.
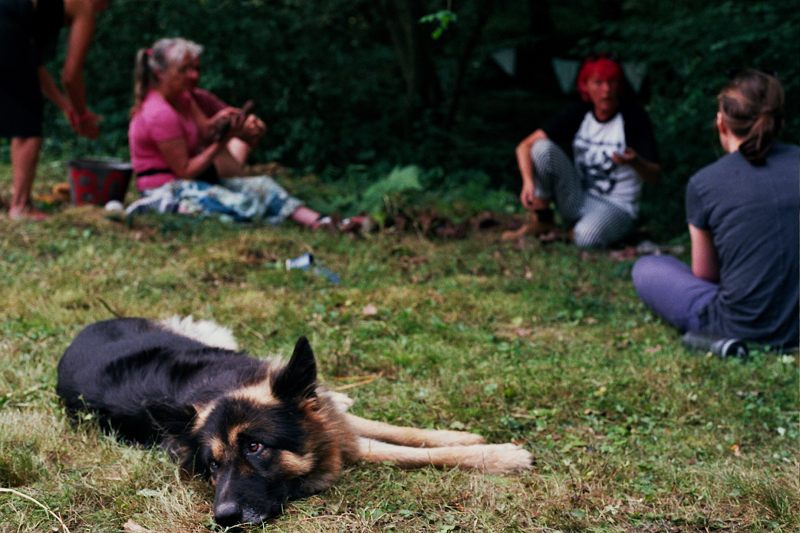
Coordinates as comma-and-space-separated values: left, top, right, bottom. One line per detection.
717, 69, 784, 165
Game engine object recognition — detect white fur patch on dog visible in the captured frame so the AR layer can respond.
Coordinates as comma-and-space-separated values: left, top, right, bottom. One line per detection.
158, 315, 239, 351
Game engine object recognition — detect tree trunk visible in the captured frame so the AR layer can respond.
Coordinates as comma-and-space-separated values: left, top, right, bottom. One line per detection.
528, 0, 554, 37
443, 0, 495, 130
379, 0, 444, 134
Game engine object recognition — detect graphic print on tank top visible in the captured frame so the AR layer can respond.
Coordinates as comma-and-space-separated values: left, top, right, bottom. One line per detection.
572, 112, 627, 195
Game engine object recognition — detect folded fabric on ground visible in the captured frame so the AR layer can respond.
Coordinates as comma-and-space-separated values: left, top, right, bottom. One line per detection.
125, 176, 303, 224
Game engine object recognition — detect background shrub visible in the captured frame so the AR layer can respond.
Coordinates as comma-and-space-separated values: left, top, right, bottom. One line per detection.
2, 0, 795, 241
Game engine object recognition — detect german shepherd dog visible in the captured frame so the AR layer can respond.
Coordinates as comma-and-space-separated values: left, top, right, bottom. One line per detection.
56, 317, 532, 527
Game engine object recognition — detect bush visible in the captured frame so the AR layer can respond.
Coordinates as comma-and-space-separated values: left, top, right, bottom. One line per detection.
27, 0, 800, 241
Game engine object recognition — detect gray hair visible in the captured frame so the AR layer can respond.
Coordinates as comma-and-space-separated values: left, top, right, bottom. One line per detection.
131, 37, 204, 115
148, 37, 204, 73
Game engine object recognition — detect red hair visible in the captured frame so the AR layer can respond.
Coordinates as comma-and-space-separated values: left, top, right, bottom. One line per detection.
577, 56, 624, 101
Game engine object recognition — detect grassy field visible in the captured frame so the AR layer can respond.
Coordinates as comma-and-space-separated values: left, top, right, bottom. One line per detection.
0, 161, 797, 532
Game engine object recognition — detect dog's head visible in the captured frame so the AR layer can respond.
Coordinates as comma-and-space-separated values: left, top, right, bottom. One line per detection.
146, 337, 346, 526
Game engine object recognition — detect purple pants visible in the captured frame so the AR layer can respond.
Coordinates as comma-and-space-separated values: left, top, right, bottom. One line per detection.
631, 255, 717, 333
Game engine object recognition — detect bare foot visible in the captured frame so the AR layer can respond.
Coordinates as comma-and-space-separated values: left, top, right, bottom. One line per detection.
9, 206, 50, 221
501, 214, 555, 242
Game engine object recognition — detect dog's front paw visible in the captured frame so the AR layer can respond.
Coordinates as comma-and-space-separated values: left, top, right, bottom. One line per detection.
475, 443, 533, 474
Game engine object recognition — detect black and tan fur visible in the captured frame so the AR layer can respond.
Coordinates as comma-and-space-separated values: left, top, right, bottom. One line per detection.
57, 317, 532, 527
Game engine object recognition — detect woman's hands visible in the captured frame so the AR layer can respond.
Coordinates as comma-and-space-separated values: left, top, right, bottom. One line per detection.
612, 147, 661, 184
611, 147, 639, 166
241, 113, 266, 147
516, 129, 550, 211
519, 180, 538, 211
202, 105, 265, 146
207, 107, 252, 143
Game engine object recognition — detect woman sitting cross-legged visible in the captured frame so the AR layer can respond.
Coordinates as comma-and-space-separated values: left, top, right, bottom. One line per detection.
632, 69, 799, 352
126, 37, 338, 228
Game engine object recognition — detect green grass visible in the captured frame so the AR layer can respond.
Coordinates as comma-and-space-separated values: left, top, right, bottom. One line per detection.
0, 162, 797, 532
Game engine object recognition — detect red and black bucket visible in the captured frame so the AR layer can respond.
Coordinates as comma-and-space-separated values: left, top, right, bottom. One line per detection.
66, 158, 133, 206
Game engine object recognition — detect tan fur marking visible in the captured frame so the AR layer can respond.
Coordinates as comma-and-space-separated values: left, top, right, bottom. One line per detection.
345, 414, 486, 447
210, 436, 226, 460
298, 397, 319, 413
356, 438, 532, 474
226, 424, 243, 449
279, 450, 316, 476
192, 401, 217, 432
230, 379, 279, 407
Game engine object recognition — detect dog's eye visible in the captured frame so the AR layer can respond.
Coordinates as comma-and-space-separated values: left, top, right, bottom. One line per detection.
247, 442, 263, 454
208, 460, 218, 472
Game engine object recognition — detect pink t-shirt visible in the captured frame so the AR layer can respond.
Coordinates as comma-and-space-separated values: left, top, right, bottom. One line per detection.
129, 91, 200, 191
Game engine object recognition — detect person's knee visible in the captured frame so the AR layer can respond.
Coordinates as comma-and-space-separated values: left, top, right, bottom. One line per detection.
572, 225, 607, 249
631, 255, 659, 291
530, 138, 556, 161
572, 211, 632, 249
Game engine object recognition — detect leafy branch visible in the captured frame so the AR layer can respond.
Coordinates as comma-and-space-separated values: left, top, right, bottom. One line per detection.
419, 6, 458, 40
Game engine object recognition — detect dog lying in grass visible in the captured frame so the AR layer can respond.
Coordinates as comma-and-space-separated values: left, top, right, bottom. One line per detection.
56, 317, 532, 527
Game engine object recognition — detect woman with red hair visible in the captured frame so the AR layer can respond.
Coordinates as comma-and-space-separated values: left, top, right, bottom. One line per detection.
513, 55, 660, 247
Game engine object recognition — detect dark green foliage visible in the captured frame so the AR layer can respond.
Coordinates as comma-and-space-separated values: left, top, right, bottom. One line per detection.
281, 164, 518, 222
41, 0, 402, 168
19, 0, 800, 241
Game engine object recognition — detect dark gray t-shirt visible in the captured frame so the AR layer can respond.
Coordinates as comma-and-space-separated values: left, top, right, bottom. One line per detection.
686, 142, 799, 348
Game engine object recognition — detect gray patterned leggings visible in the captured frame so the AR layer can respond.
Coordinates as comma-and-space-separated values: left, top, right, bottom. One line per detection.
530, 139, 634, 248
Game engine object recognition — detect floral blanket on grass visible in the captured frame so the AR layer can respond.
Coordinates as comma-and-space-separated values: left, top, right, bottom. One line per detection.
125, 176, 302, 224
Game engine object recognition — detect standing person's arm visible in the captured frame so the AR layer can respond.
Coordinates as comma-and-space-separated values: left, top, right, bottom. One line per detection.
60, 0, 100, 138
689, 224, 720, 282
38, 67, 71, 114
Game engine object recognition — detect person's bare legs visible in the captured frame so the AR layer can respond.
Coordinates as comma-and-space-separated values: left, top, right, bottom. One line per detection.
226, 138, 253, 168
10, 137, 49, 220
293, 206, 370, 231
291, 206, 322, 227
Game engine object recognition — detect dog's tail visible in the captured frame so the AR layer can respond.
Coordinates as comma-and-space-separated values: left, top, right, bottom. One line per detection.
158, 315, 239, 351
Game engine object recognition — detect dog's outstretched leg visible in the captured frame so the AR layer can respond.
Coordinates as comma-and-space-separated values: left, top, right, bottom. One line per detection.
345, 414, 486, 447
356, 438, 532, 475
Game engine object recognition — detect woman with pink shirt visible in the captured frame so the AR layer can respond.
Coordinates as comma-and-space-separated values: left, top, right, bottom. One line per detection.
126, 37, 326, 226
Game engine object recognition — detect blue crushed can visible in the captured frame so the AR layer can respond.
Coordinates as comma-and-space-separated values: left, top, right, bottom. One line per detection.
285, 252, 314, 271
285, 253, 340, 284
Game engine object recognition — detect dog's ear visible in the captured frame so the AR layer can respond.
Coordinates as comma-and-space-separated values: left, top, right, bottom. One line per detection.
145, 402, 205, 477
145, 401, 198, 440
272, 336, 317, 401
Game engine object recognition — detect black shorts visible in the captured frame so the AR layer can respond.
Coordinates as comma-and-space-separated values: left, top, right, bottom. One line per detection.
0, 0, 46, 138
